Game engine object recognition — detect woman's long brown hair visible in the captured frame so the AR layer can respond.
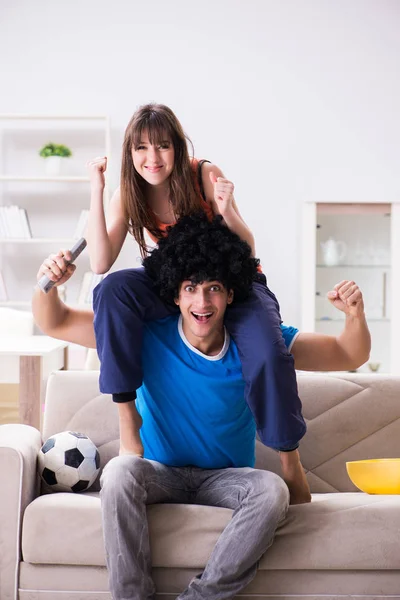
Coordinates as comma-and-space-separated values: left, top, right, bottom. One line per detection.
121, 103, 202, 257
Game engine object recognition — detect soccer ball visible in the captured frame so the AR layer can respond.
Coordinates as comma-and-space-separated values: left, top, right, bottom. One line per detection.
38, 431, 101, 493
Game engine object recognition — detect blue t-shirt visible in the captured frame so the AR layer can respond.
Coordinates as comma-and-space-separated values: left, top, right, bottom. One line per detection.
136, 316, 299, 469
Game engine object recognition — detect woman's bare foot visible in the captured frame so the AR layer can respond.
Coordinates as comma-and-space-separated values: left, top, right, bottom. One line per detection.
118, 402, 144, 457
119, 435, 144, 457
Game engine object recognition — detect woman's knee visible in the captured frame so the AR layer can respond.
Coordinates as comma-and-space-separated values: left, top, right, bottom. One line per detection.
251, 282, 281, 316
94, 268, 147, 301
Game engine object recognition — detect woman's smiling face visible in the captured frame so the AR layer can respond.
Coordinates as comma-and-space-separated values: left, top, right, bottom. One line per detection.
131, 130, 175, 186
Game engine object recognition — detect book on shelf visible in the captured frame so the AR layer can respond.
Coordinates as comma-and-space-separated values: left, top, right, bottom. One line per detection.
0, 205, 32, 239
0, 208, 7, 237
78, 271, 104, 305
20, 209, 32, 238
74, 209, 89, 239
10, 206, 23, 238
0, 271, 8, 301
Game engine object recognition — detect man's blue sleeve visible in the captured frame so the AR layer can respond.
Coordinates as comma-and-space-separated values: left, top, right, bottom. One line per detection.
281, 324, 300, 352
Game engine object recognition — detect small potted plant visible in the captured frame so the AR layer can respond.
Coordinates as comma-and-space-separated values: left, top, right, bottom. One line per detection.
39, 143, 72, 176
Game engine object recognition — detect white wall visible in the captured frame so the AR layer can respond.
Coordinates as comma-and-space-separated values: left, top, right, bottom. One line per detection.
1, 0, 399, 326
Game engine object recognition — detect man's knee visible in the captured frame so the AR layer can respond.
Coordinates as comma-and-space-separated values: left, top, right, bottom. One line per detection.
101, 455, 148, 492
247, 469, 289, 510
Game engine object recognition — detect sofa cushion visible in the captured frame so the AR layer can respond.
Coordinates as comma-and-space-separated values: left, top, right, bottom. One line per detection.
22, 491, 400, 570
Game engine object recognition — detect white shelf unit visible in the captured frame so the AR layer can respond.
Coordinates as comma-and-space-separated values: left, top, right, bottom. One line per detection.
0, 301, 30, 307
301, 200, 400, 375
0, 176, 91, 182
0, 301, 93, 309
0, 114, 111, 307
0, 238, 77, 244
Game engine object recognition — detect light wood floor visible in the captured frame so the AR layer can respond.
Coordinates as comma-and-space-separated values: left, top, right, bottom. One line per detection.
0, 384, 20, 425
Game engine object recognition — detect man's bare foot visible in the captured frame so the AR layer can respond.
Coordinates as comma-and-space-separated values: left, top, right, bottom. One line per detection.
279, 449, 311, 505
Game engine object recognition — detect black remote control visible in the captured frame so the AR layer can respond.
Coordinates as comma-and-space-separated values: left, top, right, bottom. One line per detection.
38, 237, 87, 293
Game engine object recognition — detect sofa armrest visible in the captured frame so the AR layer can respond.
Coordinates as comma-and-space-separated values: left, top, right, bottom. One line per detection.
0, 424, 42, 600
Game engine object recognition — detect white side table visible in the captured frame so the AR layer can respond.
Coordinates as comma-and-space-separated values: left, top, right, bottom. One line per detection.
0, 336, 68, 429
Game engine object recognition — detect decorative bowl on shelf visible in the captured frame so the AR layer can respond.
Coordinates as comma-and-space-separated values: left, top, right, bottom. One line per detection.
346, 459, 400, 494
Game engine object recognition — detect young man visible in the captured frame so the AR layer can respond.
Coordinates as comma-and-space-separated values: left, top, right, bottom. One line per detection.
33, 213, 370, 600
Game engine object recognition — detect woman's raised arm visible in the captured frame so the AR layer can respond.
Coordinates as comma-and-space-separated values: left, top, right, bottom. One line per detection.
86, 157, 128, 274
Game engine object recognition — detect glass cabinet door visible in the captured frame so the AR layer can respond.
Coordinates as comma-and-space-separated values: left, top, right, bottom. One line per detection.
315, 203, 391, 374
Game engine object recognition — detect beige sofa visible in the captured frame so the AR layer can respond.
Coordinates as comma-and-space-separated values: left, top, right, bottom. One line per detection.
1, 371, 400, 600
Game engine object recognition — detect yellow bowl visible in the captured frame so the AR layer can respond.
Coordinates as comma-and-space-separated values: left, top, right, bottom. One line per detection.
346, 459, 400, 494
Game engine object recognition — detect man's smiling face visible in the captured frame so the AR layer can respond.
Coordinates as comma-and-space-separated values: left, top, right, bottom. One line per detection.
174, 280, 234, 347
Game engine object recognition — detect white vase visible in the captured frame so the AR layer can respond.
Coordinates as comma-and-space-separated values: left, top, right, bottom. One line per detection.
44, 156, 62, 176
320, 237, 347, 266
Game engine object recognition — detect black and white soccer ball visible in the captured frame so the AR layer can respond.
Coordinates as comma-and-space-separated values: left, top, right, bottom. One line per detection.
38, 431, 101, 493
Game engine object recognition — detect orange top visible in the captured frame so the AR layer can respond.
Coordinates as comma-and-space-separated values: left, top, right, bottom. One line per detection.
146, 158, 214, 244
145, 159, 262, 273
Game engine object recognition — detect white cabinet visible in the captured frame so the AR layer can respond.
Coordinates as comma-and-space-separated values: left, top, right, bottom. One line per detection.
0, 114, 111, 307
301, 200, 400, 374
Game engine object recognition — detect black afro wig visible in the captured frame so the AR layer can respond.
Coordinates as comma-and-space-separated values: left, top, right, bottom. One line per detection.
143, 211, 260, 305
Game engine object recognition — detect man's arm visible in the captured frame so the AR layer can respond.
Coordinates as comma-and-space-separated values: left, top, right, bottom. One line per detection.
292, 280, 371, 371
33, 248, 144, 456
32, 250, 96, 348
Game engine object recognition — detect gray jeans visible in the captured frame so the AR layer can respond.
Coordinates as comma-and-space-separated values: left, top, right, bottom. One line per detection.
100, 456, 289, 600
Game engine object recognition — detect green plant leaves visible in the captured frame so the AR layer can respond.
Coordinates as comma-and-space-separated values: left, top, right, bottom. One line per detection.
39, 143, 72, 158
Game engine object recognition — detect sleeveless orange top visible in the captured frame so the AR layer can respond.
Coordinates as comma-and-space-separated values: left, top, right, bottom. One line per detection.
146, 158, 214, 244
